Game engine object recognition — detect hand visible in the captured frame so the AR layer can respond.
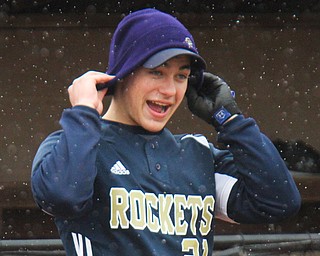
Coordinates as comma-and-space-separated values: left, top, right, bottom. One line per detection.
68, 71, 114, 115
186, 72, 241, 128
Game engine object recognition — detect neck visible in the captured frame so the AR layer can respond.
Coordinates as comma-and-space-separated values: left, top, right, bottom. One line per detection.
102, 99, 119, 121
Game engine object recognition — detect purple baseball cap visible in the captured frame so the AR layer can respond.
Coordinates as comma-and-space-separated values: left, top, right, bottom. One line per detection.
102, 8, 206, 94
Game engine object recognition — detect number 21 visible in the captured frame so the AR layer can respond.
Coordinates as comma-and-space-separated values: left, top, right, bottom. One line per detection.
181, 238, 208, 256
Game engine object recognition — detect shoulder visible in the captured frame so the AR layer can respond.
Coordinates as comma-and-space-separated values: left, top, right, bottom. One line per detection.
174, 133, 211, 149
32, 130, 63, 172
39, 130, 63, 148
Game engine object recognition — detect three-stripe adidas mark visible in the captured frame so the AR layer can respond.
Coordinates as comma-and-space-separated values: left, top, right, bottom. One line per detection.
110, 161, 130, 175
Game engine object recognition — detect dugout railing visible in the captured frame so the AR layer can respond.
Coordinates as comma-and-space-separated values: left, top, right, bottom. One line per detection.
0, 233, 320, 256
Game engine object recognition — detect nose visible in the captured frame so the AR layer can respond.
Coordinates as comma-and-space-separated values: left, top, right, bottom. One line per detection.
158, 76, 176, 96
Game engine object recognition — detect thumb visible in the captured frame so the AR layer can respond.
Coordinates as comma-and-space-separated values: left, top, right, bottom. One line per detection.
98, 87, 108, 101
185, 83, 199, 107
96, 88, 108, 115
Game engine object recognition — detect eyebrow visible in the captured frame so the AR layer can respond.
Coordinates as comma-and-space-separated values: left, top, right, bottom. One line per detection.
180, 64, 191, 70
158, 62, 191, 71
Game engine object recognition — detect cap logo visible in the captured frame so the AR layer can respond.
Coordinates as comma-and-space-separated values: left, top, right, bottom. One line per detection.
184, 37, 193, 48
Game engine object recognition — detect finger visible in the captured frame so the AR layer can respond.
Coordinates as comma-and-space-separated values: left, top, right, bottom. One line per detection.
78, 71, 115, 86
95, 74, 115, 84
201, 73, 221, 95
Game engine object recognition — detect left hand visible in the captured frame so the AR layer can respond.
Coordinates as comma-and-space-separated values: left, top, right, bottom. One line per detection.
186, 72, 241, 128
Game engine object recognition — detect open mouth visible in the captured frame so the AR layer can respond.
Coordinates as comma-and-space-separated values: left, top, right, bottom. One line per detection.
147, 100, 170, 114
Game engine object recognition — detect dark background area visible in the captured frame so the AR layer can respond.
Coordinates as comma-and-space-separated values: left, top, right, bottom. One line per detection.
2, 0, 320, 14
0, 0, 320, 240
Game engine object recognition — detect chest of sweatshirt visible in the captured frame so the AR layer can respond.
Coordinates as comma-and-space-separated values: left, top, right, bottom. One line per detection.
94, 122, 216, 199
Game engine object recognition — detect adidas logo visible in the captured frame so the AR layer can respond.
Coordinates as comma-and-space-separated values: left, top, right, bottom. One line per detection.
110, 161, 130, 175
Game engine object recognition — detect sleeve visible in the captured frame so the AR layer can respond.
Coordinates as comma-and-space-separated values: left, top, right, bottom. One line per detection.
31, 106, 101, 217
213, 115, 301, 224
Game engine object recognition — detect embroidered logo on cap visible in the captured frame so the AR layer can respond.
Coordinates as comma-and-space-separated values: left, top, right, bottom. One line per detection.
184, 37, 193, 48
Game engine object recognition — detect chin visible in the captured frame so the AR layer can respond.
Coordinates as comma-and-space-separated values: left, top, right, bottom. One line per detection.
142, 121, 167, 133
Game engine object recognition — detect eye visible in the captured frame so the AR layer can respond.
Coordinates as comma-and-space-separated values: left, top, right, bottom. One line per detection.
177, 74, 189, 80
149, 70, 162, 77
175, 72, 190, 82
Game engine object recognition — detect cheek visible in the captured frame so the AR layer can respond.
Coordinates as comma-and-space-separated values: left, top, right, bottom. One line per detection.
127, 85, 148, 114
176, 85, 188, 103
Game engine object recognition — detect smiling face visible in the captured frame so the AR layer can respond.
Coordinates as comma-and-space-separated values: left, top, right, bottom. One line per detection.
104, 55, 191, 132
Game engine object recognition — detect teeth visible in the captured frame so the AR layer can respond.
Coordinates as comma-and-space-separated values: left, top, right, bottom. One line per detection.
151, 101, 167, 107
148, 100, 169, 113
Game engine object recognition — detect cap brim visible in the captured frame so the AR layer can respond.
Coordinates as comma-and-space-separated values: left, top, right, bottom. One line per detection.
143, 48, 206, 69
101, 48, 206, 95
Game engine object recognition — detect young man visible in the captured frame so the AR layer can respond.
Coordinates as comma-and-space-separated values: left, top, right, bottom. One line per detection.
31, 8, 301, 256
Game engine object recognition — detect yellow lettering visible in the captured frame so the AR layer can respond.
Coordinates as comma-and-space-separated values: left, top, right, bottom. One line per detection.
109, 188, 214, 241
181, 238, 208, 256
202, 239, 208, 256
145, 193, 160, 233
181, 238, 199, 256
159, 194, 174, 235
109, 188, 129, 229
130, 190, 146, 230
200, 196, 214, 235
174, 194, 188, 235
187, 196, 203, 235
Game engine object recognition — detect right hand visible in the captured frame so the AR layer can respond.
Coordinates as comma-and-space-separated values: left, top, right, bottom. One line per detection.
68, 71, 115, 115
